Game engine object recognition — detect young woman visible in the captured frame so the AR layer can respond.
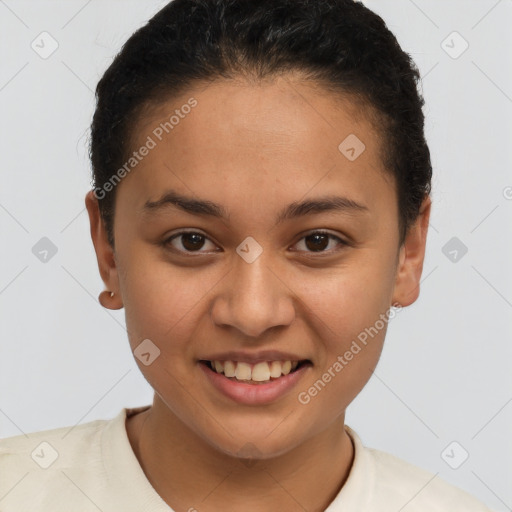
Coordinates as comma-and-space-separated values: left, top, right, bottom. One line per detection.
0, 1, 494, 510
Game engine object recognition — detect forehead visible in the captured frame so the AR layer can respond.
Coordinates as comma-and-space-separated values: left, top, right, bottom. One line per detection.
120, 76, 395, 217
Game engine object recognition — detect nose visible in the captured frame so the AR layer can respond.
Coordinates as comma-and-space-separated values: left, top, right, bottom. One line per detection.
210, 251, 295, 339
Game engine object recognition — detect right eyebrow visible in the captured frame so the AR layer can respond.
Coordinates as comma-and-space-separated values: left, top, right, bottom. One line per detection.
142, 190, 229, 219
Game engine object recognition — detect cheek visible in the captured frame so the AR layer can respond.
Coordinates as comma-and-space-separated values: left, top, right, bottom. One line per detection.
295, 252, 395, 337
293, 257, 395, 409
118, 249, 218, 357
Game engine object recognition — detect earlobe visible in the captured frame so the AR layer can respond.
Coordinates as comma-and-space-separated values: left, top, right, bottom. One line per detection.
85, 190, 124, 310
98, 290, 123, 310
391, 195, 432, 308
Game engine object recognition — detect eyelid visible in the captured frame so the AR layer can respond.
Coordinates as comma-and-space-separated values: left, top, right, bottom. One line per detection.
295, 228, 348, 243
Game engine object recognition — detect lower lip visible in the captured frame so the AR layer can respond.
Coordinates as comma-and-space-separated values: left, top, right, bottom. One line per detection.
199, 362, 311, 405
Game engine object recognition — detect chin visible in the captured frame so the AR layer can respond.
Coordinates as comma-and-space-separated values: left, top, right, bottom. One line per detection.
200, 421, 308, 462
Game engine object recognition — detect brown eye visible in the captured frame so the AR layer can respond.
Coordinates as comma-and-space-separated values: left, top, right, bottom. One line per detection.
182, 233, 205, 251
292, 231, 347, 254
305, 233, 329, 252
164, 231, 218, 254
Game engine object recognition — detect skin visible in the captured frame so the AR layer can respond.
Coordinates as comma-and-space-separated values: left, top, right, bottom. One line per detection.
85, 75, 431, 512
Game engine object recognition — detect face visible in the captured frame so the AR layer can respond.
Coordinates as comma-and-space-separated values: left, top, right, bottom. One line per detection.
87, 75, 430, 459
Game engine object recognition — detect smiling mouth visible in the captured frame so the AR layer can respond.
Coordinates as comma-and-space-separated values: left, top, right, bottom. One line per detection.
200, 359, 311, 384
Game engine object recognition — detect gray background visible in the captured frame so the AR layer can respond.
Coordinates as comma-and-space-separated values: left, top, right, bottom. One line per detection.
0, 1, 510, 510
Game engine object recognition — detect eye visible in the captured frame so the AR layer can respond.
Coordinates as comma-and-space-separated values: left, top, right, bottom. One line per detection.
291, 230, 348, 254
162, 229, 348, 256
163, 231, 219, 254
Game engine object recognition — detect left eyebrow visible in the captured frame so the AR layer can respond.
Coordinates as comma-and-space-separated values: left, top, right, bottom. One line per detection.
274, 195, 370, 225
142, 189, 370, 224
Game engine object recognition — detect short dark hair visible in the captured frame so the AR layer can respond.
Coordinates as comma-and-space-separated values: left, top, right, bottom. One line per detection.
89, 0, 432, 247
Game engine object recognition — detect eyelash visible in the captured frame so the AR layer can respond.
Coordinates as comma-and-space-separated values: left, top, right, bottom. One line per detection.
162, 230, 348, 256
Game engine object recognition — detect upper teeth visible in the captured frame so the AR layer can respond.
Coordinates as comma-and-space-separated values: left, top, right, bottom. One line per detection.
211, 360, 299, 381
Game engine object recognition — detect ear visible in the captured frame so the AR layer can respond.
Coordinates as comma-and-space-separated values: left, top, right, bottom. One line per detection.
391, 195, 432, 307
85, 190, 123, 310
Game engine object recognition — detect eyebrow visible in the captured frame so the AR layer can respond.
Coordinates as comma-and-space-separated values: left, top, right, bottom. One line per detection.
142, 189, 370, 224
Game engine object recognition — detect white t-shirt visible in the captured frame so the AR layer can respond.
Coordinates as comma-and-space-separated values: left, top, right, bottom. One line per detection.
0, 405, 493, 511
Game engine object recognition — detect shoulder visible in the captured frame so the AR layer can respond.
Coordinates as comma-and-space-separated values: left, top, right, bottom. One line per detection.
344, 426, 493, 512
0, 416, 108, 473
368, 447, 491, 511
0, 410, 125, 511
0, 414, 110, 469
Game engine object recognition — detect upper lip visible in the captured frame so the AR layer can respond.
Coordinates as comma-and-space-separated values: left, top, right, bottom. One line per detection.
199, 350, 311, 364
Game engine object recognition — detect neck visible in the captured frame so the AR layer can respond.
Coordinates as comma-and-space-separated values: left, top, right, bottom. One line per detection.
126, 397, 354, 512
